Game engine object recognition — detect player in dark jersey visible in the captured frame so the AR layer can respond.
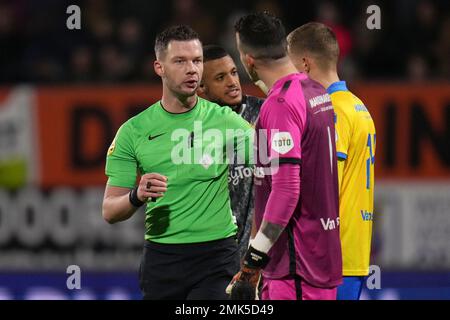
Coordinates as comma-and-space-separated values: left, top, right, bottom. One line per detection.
228, 12, 342, 300
103, 25, 253, 300
198, 44, 264, 258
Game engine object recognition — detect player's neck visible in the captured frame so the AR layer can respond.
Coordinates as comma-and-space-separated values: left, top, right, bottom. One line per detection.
310, 70, 340, 91
161, 89, 198, 113
257, 58, 298, 92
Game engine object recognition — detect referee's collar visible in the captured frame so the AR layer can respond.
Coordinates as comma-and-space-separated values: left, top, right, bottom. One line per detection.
327, 81, 348, 94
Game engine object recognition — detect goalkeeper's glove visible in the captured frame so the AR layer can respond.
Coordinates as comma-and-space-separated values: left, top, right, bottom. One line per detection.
226, 245, 270, 300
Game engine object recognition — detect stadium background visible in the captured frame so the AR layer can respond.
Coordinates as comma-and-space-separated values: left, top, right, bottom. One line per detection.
0, 0, 449, 299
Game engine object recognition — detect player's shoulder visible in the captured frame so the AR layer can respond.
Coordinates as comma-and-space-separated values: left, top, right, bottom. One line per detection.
329, 83, 363, 112
199, 97, 238, 119
331, 84, 374, 132
271, 72, 304, 96
199, 96, 225, 111
348, 92, 368, 110
298, 74, 327, 96
273, 73, 327, 107
261, 93, 287, 116
298, 76, 332, 111
343, 91, 374, 122
262, 74, 307, 114
241, 95, 264, 123
243, 94, 264, 109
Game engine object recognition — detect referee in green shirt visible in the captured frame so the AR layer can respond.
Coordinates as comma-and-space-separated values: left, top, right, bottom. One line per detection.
102, 25, 254, 299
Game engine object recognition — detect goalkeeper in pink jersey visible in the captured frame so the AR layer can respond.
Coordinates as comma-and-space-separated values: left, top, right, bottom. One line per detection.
228, 12, 342, 300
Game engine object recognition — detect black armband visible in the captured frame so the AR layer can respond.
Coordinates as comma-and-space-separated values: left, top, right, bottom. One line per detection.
129, 186, 145, 207
243, 245, 270, 269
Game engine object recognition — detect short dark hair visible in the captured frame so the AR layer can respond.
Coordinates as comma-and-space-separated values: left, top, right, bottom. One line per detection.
287, 22, 340, 70
234, 12, 287, 60
154, 25, 200, 58
202, 45, 229, 63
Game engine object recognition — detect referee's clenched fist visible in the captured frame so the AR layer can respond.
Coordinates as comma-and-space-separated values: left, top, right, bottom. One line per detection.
137, 173, 168, 202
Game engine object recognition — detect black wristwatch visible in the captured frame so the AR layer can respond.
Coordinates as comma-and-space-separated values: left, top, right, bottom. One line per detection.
129, 186, 145, 207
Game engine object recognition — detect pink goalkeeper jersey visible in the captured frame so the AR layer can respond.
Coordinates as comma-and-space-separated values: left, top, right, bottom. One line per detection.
254, 73, 342, 288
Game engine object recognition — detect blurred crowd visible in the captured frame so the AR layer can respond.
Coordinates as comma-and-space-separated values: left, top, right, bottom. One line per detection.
0, 0, 449, 84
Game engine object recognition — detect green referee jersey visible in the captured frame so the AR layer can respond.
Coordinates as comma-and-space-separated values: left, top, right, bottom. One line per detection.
105, 97, 254, 244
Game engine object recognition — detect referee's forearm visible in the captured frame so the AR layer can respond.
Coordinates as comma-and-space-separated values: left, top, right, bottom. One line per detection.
102, 193, 138, 224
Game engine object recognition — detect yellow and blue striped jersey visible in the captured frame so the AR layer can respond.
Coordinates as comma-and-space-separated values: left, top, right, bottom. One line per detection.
328, 81, 376, 276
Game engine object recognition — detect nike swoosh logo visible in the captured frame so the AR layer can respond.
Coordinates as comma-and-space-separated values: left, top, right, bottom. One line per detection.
148, 133, 166, 140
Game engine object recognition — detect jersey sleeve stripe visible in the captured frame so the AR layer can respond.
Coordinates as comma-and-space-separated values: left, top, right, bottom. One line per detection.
276, 158, 302, 165
280, 80, 293, 94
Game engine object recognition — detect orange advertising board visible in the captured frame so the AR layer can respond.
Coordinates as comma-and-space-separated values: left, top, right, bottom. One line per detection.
351, 83, 450, 180
36, 86, 161, 187
3, 83, 449, 187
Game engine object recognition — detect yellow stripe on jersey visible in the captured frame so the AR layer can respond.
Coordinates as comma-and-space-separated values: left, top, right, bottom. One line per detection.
328, 81, 376, 276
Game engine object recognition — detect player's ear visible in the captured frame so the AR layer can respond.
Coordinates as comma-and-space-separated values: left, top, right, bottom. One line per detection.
154, 60, 163, 77
245, 54, 255, 68
303, 57, 310, 74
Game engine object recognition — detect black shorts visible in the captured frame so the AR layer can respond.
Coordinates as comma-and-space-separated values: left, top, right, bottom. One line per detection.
139, 236, 240, 300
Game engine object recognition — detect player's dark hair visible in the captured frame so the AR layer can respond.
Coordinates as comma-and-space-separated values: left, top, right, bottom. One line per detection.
234, 12, 287, 60
287, 22, 340, 70
154, 25, 200, 58
202, 45, 229, 63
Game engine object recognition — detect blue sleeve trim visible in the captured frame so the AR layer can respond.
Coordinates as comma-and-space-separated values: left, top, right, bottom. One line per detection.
337, 152, 348, 160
